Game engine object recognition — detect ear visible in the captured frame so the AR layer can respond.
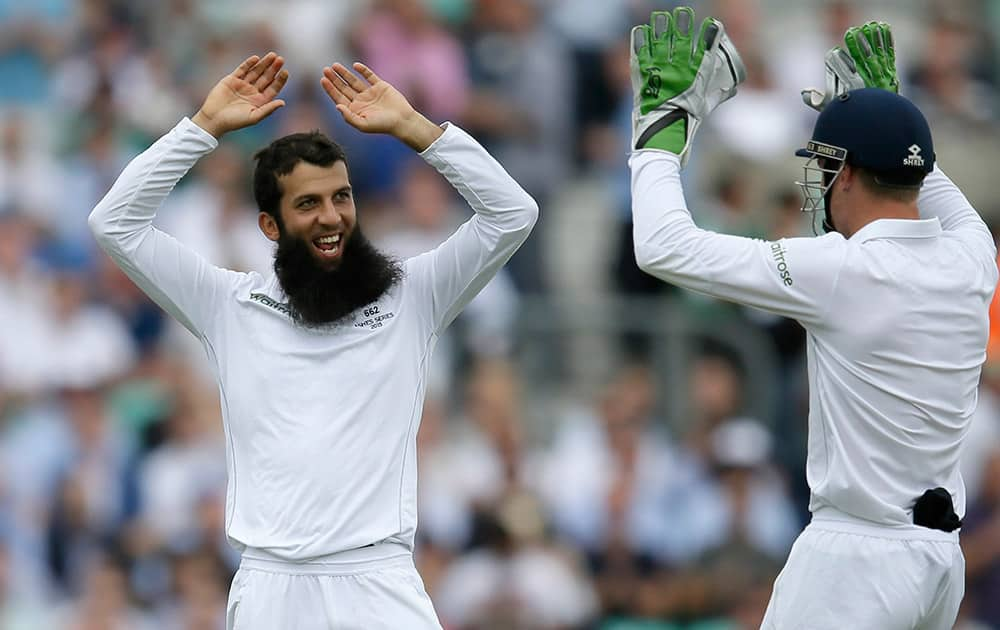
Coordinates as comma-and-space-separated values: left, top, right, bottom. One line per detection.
838, 163, 855, 192
258, 212, 281, 242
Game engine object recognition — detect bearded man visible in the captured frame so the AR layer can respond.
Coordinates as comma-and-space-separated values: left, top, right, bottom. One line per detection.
89, 52, 537, 629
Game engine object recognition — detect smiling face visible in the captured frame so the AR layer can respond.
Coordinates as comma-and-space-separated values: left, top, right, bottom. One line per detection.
252, 131, 403, 326
258, 160, 356, 267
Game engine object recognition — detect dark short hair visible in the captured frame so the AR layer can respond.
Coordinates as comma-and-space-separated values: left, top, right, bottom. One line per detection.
855, 166, 922, 204
252, 131, 348, 223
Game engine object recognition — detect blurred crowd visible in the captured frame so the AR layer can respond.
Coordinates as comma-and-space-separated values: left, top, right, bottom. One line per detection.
2, 0, 1000, 628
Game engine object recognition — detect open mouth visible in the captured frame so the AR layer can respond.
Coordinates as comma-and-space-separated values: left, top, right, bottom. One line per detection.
312, 233, 343, 259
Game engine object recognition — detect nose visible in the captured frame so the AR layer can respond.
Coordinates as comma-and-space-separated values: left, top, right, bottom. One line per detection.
317, 200, 344, 228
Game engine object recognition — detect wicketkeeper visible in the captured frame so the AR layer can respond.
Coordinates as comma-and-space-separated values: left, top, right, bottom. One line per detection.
629, 10, 995, 629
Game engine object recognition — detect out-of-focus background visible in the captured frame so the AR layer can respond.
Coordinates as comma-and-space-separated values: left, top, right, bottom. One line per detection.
1, 0, 1000, 628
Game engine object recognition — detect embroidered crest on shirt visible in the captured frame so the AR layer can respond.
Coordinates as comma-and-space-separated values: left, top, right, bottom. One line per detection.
353, 304, 395, 331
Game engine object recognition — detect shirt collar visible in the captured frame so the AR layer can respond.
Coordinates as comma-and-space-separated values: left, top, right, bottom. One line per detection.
849, 217, 942, 243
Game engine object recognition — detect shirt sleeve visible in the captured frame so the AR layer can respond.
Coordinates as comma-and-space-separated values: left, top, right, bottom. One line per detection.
405, 123, 538, 333
919, 167, 998, 272
88, 118, 242, 338
630, 149, 846, 326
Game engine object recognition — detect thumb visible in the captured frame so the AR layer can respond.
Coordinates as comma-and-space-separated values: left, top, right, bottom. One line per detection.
250, 100, 286, 123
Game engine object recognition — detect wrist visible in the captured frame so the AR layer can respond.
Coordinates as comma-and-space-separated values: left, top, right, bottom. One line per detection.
635, 110, 687, 154
192, 110, 225, 139
395, 111, 443, 152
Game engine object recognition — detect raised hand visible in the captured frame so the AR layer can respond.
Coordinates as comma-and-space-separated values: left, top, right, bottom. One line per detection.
630, 7, 745, 164
801, 21, 898, 111
192, 53, 289, 138
321, 62, 442, 152
844, 22, 898, 93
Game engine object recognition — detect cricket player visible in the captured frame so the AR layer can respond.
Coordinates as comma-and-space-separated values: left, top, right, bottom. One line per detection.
89, 52, 537, 628
628, 10, 996, 629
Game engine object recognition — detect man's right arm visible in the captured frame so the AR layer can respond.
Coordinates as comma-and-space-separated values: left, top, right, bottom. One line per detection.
89, 118, 239, 336
91, 52, 289, 336
631, 149, 846, 326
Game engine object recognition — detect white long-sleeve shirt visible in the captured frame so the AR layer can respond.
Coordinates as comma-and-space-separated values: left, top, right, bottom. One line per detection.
631, 149, 997, 530
90, 118, 538, 559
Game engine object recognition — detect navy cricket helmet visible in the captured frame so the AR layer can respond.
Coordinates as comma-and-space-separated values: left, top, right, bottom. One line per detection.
795, 88, 934, 232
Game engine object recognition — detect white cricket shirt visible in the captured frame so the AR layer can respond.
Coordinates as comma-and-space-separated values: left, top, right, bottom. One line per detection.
90, 118, 538, 559
630, 150, 998, 529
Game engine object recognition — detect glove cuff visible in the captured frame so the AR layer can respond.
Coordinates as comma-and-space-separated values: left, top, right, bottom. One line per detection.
635, 110, 688, 153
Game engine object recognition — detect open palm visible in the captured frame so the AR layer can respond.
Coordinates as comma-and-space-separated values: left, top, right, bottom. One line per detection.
194, 53, 289, 137
321, 63, 415, 134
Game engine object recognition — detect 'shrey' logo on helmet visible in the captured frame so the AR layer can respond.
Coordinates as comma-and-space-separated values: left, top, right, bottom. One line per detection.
903, 144, 925, 167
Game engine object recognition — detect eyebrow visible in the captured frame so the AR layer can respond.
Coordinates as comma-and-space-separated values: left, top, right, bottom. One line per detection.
292, 187, 351, 205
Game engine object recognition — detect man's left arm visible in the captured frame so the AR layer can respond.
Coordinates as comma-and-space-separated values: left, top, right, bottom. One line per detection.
321, 61, 538, 332
411, 123, 538, 330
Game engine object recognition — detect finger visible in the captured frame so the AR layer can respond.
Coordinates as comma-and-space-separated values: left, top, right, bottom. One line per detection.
867, 22, 893, 84
845, 27, 874, 83
353, 62, 382, 86
651, 10, 670, 40
672, 6, 695, 60
245, 52, 277, 85
698, 17, 721, 55
844, 26, 863, 59
855, 28, 873, 57
631, 24, 649, 56
250, 99, 286, 123
232, 55, 261, 80
859, 24, 886, 78
335, 103, 367, 131
649, 10, 672, 58
321, 75, 353, 107
650, 10, 671, 53
879, 22, 895, 65
323, 66, 357, 100
863, 21, 883, 54
263, 68, 290, 99
331, 62, 367, 94
255, 55, 285, 91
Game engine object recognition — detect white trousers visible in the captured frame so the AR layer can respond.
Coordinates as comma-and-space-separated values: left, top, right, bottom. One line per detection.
226, 543, 443, 630
761, 516, 964, 630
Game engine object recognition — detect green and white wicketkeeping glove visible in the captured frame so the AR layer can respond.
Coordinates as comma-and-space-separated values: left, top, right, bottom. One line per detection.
801, 21, 899, 111
630, 7, 746, 165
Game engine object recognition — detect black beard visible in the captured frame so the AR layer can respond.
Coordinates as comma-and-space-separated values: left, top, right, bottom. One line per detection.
273, 227, 403, 327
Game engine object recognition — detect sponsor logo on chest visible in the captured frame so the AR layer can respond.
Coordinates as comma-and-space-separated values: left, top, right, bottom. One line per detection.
248, 293, 395, 331
249, 292, 292, 316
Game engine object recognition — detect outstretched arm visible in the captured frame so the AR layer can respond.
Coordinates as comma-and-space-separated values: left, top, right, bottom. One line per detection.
89, 54, 289, 337
632, 150, 845, 325
319, 62, 537, 331
630, 8, 844, 324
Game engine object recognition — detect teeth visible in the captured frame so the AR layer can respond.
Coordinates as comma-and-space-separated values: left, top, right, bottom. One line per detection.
316, 235, 341, 244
